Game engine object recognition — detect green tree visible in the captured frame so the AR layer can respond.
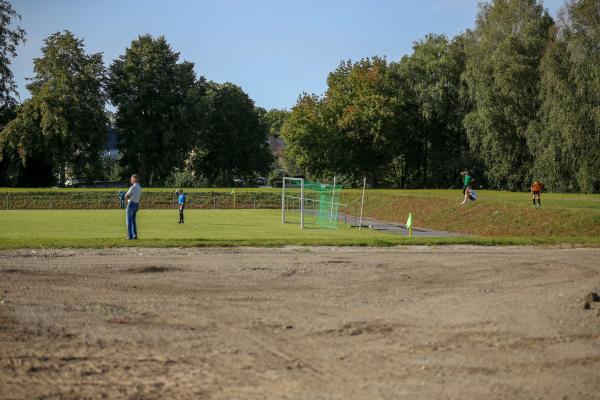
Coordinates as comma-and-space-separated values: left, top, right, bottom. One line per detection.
0, 0, 26, 114
280, 93, 332, 178
107, 35, 203, 186
325, 57, 407, 185
392, 34, 471, 188
187, 82, 273, 185
283, 58, 413, 187
1, 31, 107, 185
530, 0, 600, 193
0, 0, 26, 185
0, 101, 54, 186
463, 0, 554, 190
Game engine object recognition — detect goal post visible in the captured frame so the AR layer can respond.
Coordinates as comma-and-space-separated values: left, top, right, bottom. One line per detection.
282, 177, 304, 228
282, 177, 345, 229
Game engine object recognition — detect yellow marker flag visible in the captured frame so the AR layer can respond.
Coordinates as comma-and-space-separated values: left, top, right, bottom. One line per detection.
406, 213, 413, 229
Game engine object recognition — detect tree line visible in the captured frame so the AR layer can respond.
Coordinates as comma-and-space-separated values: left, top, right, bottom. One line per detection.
281, 0, 599, 192
0, 1, 273, 187
0, 0, 598, 192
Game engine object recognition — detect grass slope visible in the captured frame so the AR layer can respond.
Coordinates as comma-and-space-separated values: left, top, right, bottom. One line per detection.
341, 189, 600, 238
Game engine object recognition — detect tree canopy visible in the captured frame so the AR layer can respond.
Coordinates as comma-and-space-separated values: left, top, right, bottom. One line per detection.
107, 34, 203, 186
187, 82, 272, 185
529, 0, 600, 193
0, 0, 25, 115
463, 0, 554, 191
281, 0, 598, 193
1, 31, 107, 186
1, 0, 598, 192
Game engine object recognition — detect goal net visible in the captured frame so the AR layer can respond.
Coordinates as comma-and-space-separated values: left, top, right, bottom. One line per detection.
281, 177, 344, 229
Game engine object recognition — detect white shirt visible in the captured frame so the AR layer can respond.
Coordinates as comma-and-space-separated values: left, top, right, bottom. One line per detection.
126, 183, 142, 203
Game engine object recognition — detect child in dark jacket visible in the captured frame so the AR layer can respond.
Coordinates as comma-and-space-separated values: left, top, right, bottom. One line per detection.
177, 189, 186, 223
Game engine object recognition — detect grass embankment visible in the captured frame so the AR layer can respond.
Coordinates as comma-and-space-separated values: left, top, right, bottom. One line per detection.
341, 189, 600, 239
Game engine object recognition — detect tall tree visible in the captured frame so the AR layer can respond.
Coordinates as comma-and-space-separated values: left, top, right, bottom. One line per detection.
530, 0, 600, 193
0, 101, 56, 186
325, 57, 407, 185
392, 34, 471, 188
283, 58, 414, 186
107, 35, 203, 186
0, 0, 25, 115
463, 0, 554, 190
187, 82, 272, 184
281, 93, 332, 178
0, 0, 26, 185
1, 31, 107, 185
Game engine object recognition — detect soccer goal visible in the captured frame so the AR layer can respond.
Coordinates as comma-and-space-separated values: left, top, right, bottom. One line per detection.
281, 177, 344, 229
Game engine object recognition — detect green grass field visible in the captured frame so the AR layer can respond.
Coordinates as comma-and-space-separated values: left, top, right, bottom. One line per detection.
0, 209, 397, 249
0, 208, 598, 249
1, 188, 599, 248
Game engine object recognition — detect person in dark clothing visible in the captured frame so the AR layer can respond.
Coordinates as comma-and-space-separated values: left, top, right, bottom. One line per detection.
177, 189, 186, 223
117, 190, 125, 208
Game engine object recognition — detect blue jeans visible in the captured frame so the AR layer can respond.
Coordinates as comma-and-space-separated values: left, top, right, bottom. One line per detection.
126, 202, 139, 239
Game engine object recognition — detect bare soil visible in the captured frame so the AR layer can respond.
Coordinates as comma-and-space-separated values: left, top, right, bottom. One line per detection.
0, 246, 599, 400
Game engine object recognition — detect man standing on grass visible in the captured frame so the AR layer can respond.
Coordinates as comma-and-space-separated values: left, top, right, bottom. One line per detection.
125, 174, 142, 240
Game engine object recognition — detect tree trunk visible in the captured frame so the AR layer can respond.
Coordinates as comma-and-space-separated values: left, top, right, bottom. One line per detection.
59, 163, 66, 187
422, 141, 428, 188
401, 157, 408, 189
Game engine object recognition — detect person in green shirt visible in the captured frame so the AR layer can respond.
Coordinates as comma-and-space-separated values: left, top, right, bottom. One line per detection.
460, 170, 471, 194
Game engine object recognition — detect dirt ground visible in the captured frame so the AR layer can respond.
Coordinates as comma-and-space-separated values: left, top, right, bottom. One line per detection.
0, 246, 599, 400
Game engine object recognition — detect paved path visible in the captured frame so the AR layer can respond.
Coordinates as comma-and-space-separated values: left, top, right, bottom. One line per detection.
303, 209, 459, 237
349, 215, 459, 237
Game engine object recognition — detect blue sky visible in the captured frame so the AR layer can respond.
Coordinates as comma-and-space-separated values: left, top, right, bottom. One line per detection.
12, 0, 565, 110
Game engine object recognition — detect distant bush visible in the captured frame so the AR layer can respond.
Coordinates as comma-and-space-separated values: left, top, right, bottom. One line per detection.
164, 169, 205, 189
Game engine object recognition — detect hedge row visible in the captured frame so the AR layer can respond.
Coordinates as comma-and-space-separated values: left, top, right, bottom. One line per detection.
0, 191, 282, 210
